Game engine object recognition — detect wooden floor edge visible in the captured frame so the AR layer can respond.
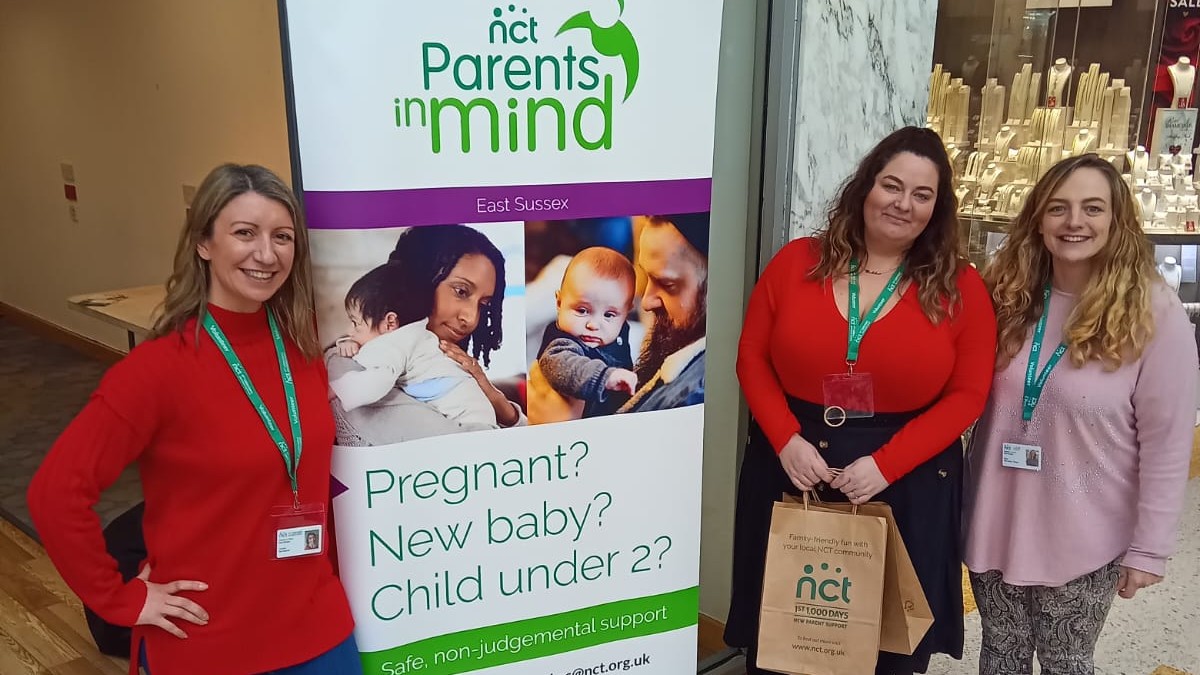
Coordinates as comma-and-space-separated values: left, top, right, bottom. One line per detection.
698, 612, 728, 658
0, 301, 124, 364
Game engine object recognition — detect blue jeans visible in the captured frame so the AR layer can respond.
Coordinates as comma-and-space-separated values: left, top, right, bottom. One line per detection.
140, 633, 363, 674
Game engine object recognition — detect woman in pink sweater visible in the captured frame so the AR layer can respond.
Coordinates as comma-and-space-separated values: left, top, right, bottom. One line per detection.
964, 154, 1197, 674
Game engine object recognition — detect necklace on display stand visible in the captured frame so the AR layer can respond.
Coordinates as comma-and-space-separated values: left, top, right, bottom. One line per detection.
1046, 58, 1072, 107
1137, 188, 1158, 220
1168, 57, 1196, 108
1128, 145, 1150, 178
1010, 64, 1033, 122
947, 144, 965, 167
1112, 88, 1132, 148
1030, 108, 1047, 142
1159, 256, 1183, 293
1170, 152, 1190, 175
980, 163, 1002, 195
994, 126, 1016, 158
955, 184, 972, 207
1071, 128, 1097, 156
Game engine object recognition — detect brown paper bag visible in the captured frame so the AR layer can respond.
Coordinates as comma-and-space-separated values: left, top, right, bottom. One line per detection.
784, 495, 934, 655
757, 498, 887, 675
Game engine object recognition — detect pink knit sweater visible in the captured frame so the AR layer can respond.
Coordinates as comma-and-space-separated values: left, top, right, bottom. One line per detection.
964, 283, 1197, 585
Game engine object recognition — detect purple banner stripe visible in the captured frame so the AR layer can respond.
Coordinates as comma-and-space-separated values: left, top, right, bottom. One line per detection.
302, 178, 713, 229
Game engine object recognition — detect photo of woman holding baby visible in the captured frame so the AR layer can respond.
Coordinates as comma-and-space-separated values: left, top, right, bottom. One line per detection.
322, 224, 528, 446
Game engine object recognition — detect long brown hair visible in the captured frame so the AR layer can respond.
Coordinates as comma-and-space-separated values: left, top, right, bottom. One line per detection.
151, 163, 320, 358
984, 153, 1155, 370
810, 126, 964, 323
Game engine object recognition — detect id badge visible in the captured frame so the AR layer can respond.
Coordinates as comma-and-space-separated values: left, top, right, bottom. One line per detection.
821, 372, 875, 426
1001, 442, 1042, 471
270, 502, 327, 560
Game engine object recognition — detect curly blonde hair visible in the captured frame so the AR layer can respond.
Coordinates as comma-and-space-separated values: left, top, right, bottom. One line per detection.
810, 126, 964, 323
152, 164, 320, 359
984, 154, 1155, 370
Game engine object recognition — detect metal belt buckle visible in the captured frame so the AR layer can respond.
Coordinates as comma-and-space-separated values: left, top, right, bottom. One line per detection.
823, 405, 847, 428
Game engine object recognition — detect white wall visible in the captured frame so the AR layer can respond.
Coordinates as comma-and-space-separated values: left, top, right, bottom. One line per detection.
0, 0, 291, 349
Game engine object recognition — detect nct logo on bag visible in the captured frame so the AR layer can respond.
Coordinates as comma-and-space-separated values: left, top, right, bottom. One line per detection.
794, 562, 852, 626
393, 0, 640, 154
796, 562, 852, 603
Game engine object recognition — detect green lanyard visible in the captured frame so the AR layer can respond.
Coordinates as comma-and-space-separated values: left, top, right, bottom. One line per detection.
847, 260, 906, 366
1022, 284, 1068, 422
203, 309, 303, 505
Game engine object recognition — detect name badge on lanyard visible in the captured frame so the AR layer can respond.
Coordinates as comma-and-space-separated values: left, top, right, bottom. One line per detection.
204, 310, 326, 560
822, 261, 904, 427
1002, 283, 1067, 472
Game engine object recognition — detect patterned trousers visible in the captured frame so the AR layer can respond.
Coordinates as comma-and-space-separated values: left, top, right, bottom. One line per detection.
969, 561, 1121, 675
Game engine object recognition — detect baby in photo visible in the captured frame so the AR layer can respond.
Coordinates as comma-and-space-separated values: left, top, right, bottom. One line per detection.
329, 264, 497, 428
534, 246, 637, 419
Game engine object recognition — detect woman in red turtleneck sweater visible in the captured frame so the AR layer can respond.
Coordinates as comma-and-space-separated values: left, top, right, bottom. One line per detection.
724, 128, 996, 675
27, 164, 359, 675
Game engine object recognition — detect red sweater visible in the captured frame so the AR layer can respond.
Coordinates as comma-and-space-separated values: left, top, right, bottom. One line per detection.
27, 305, 354, 675
737, 237, 997, 483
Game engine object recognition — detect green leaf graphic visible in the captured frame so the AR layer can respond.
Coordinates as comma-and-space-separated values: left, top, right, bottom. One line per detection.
557, 11, 640, 102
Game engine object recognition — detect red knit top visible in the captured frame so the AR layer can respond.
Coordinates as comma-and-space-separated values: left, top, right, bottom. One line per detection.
736, 237, 997, 483
27, 304, 354, 675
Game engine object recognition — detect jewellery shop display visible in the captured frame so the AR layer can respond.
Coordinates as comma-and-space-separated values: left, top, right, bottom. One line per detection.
955, 184, 974, 210
928, 64, 948, 121
1029, 107, 1065, 144
1126, 164, 1200, 233
993, 126, 1016, 159
1045, 58, 1072, 107
1074, 63, 1107, 126
929, 77, 970, 142
927, 54, 1147, 232
1137, 188, 1157, 221
1169, 57, 1196, 109
979, 162, 1003, 197
980, 78, 1006, 141
964, 150, 991, 179
1128, 145, 1150, 179
1105, 85, 1132, 150
1070, 128, 1098, 156
1008, 63, 1036, 123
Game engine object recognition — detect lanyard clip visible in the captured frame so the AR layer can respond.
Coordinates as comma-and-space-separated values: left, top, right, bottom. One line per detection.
846, 360, 856, 374
293, 490, 301, 511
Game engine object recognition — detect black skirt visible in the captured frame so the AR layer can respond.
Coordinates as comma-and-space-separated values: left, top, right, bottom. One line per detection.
724, 397, 964, 674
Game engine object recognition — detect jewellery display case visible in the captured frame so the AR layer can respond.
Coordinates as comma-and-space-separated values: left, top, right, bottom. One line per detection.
929, 1, 1200, 273
930, 0, 1200, 311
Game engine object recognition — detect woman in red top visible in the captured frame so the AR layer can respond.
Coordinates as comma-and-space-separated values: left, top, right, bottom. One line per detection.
27, 164, 359, 674
725, 127, 997, 674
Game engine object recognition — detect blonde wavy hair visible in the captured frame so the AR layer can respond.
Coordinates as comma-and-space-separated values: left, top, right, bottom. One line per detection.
151, 163, 320, 358
984, 153, 1155, 370
810, 126, 964, 323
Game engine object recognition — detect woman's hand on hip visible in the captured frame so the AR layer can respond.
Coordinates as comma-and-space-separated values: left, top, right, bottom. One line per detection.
135, 565, 209, 639
829, 456, 889, 504
778, 435, 832, 491
1116, 566, 1162, 599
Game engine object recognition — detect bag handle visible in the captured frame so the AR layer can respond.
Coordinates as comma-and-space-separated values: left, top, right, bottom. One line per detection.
801, 478, 859, 515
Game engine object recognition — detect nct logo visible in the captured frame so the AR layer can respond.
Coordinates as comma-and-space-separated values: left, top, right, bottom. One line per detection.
796, 563, 852, 604
393, 0, 641, 154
